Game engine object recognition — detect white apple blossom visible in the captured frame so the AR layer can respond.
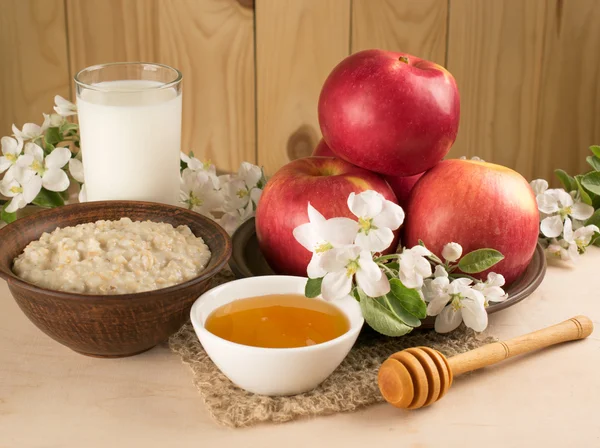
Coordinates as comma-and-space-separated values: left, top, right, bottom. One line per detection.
319, 245, 390, 300
441, 242, 462, 262
545, 238, 577, 262
218, 201, 254, 235
179, 168, 223, 218
221, 162, 264, 212
293, 203, 358, 278
17, 144, 71, 192
68, 158, 85, 183
530, 179, 549, 195
423, 273, 487, 333
0, 136, 24, 175
347, 190, 404, 252
397, 245, 432, 289
54, 95, 77, 117
560, 218, 599, 259
459, 155, 485, 162
12, 123, 43, 142
180, 153, 219, 188
536, 188, 594, 238
0, 167, 42, 213
472, 272, 508, 305
42, 113, 66, 130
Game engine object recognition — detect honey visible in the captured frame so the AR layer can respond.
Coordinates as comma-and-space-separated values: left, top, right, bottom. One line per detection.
204, 294, 350, 348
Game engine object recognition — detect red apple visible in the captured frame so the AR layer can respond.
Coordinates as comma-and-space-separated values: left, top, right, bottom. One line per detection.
318, 49, 460, 176
312, 139, 337, 157
384, 171, 425, 210
256, 157, 399, 277
403, 159, 539, 285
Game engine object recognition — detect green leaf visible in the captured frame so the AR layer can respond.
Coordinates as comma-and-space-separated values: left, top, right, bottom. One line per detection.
31, 188, 65, 208
574, 175, 593, 206
458, 249, 504, 274
382, 293, 422, 327
389, 278, 427, 319
554, 169, 577, 192
359, 292, 413, 337
44, 127, 61, 146
590, 145, 600, 159
580, 171, 600, 196
305, 277, 323, 298
1, 202, 16, 224
59, 122, 78, 135
586, 209, 600, 227
587, 156, 600, 172
385, 262, 399, 272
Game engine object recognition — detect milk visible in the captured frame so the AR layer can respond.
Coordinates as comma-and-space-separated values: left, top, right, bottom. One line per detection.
77, 80, 182, 205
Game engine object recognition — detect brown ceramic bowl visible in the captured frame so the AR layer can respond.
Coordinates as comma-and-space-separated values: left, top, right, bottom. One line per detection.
0, 201, 232, 358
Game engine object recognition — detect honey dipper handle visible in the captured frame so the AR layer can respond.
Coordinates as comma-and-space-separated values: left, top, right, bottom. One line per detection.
448, 315, 593, 376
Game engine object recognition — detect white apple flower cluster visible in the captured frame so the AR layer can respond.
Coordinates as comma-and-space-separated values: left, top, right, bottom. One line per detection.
0, 96, 264, 236
0, 96, 80, 215
530, 179, 599, 262
179, 153, 265, 235
293, 190, 507, 335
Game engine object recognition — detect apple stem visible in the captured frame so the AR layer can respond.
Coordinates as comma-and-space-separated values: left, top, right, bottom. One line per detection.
399, 56, 409, 64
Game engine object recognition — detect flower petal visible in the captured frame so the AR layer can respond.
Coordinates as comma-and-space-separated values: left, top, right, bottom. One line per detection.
358, 251, 382, 280
562, 217, 574, 243
321, 271, 353, 300
550, 189, 573, 207
540, 215, 564, 238
22, 175, 42, 202
435, 305, 463, 333
5, 195, 26, 213
321, 217, 359, 246
0, 157, 11, 173
320, 247, 351, 272
24, 142, 44, 162
250, 187, 262, 205
78, 184, 87, 203
0, 177, 19, 197
347, 191, 383, 219
441, 242, 462, 262
372, 200, 405, 230
68, 158, 85, 183
45, 147, 71, 169
433, 265, 448, 278
408, 245, 431, 257
1, 136, 22, 156
536, 193, 559, 214
42, 169, 69, 192
307, 202, 326, 224
292, 222, 320, 252
355, 227, 394, 252
570, 201, 594, 221
427, 294, 451, 316
356, 268, 390, 297
486, 272, 505, 287
307, 253, 327, 278
239, 162, 262, 189
530, 179, 548, 195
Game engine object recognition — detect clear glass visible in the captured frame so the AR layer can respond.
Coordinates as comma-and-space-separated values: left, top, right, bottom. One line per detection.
75, 62, 183, 205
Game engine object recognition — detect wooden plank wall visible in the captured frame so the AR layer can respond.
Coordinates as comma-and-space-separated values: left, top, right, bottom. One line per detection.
1, 0, 599, 183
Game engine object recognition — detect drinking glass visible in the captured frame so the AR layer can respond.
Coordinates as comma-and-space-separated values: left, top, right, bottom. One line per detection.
75, 62, 182, 205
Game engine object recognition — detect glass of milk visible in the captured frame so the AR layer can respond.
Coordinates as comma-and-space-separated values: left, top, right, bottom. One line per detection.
75, 62, 182, 205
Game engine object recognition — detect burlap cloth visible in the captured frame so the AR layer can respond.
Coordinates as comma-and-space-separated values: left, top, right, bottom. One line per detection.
169, 271, 494, 428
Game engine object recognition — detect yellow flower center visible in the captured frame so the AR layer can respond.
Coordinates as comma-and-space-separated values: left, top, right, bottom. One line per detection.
345, 258, 360, 278
358, 217, 376, 234
31, 159, 44, 175
315, 242, 333, 254
236, 189, 249, 199
10, 185, 22, 194
6, 153, 17, 163
559, 206, 572, 219
188, 192, 203, 208
450, 295, 463, 311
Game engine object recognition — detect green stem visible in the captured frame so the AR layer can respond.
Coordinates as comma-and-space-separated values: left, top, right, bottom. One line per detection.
378, 262, 397, 277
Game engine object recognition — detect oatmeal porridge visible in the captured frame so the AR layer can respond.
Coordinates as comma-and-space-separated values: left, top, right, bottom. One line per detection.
12, 218, 211, 294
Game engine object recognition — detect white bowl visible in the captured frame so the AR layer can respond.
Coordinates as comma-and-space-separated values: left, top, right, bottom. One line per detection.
190, 275, 364, 396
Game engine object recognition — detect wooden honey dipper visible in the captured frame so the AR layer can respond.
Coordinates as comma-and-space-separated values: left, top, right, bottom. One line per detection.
378, 315, 593, 410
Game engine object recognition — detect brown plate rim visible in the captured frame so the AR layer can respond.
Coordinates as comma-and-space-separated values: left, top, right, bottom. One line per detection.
229, 218, 547, 325
0, 200, 232, 303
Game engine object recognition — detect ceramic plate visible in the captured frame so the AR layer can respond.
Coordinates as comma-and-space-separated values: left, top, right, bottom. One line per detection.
228, 218, 547, 329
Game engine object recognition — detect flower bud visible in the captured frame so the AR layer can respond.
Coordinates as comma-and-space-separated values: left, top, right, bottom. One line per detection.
442, 242, 462, 262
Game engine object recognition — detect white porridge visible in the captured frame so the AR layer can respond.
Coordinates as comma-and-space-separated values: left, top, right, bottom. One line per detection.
12, 218, 211, 295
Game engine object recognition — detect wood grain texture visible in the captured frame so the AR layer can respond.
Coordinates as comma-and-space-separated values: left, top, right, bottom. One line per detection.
351, 0, 448, 65
256, 0, 351, 174
66, 0, 255, 170
0, 201, 232, 358
535, 0, 600, 183
0, 0, 70, 134
446, 0, 547, 180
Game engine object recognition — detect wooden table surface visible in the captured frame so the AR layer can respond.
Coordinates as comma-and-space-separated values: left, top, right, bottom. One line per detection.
1, 250, 599, 448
